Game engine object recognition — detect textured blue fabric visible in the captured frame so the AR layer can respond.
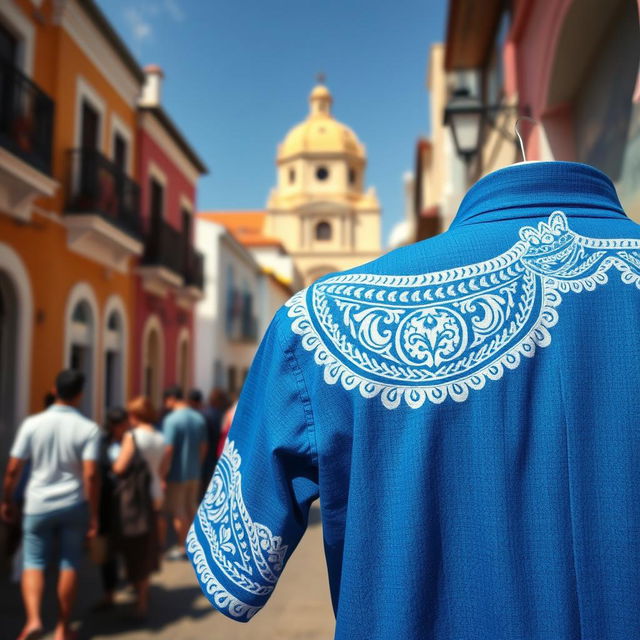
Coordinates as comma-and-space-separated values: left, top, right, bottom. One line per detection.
189, 162, 640, 639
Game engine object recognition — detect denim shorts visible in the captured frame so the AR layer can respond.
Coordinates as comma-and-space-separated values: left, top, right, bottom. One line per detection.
22, 502, 88, 571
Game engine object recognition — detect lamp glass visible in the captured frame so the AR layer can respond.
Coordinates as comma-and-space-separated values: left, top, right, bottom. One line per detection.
451, 111, 483, 157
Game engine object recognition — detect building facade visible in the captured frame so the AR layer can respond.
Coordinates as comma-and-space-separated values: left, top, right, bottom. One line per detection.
0, 0, 207, 474
0, 0, 146, 457
134, 67, 207, 408
441, 0, 640, 219
194, 217, 291, 398
266, 83, 382, 285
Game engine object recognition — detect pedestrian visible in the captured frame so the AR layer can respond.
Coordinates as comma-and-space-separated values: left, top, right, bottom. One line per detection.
112, 396, 167, 619
92, 407, 129, 612
199, 388, 230, 495
187, 388, 203, 411
3, 391, 58, 582
161, 386, 206, 560
1, 369, 100, 640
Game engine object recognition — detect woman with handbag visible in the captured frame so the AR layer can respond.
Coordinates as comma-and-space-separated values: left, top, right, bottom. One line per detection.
112, 397, 169, 619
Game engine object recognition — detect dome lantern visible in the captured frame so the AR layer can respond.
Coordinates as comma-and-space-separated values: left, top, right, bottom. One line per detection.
309, 84, 332, 116
277, 81, 366, 163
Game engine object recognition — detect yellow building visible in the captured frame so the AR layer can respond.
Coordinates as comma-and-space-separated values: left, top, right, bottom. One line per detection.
0, 0, 148, 450
265, 83, 381, 285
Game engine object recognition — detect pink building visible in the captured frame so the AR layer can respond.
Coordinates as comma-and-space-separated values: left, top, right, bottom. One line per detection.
134, 66, 208, 407
443, 0, 640, 220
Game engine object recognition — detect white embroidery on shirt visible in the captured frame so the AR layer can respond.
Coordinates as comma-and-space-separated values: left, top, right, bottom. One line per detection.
188, 439, 288, 620
286, 211, 640, 409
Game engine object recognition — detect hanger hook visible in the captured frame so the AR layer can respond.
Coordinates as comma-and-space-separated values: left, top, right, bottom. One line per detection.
514, 116, 539, 162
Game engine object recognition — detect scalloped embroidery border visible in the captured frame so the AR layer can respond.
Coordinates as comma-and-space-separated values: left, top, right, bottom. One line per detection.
188, 440, 288, 620
187, 525, 261, 621
285, 211, 640, 409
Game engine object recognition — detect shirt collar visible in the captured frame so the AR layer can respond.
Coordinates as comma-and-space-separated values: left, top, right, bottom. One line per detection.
450, 161, 627, 229
48, 404, 78, 414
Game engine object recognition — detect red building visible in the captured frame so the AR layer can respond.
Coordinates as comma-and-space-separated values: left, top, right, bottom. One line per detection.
134, 66, 208, 407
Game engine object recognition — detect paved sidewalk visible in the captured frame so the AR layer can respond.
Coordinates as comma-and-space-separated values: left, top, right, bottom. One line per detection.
1, 505, 334, 640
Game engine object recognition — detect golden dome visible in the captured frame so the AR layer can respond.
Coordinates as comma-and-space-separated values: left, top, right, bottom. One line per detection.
277, 84, 366, 162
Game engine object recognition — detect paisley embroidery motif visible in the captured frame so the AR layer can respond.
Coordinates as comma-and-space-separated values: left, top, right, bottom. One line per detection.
286, 211, 640, 409
188, 440, 288, 620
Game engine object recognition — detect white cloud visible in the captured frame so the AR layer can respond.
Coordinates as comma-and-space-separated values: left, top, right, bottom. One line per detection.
121, 1, 186, 54
123, 7, 153, 43
163, 0, 185, 22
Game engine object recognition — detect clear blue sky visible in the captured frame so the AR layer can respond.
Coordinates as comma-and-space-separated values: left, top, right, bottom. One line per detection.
97, 0, 448, 244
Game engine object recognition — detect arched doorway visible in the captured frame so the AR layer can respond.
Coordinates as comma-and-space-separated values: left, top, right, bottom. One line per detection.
0, 271, 18, 465
176, 328, 190, 394
103, 295, 128, 414
0, 243, 33, 474
104, 310, 124, 410
68, 300, 95, 418
64, 282, 99, 419
142, 315, 164, 409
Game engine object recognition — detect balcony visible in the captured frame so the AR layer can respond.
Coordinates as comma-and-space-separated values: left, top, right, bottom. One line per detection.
64, 148, 144, 272
177, 245, 205, 305
138, 219, 185, 296
0, 58, 57, 221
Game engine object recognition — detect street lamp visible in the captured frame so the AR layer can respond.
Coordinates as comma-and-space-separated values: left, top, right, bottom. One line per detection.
443, 88, 484, 163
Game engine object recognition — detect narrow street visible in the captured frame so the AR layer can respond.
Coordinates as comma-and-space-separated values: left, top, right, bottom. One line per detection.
1, 505, 335, 640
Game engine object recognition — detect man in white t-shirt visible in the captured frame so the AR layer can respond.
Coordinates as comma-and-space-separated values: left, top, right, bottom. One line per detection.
1, 369, 101, 640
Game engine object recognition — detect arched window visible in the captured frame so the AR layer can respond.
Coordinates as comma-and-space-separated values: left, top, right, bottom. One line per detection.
315, 221, 332, 241
316, 165, 329, 181
349, 167, 357, 185
288, 168, 296, 184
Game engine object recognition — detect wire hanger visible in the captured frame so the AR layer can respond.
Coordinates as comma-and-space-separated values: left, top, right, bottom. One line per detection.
514, 116, 540, 162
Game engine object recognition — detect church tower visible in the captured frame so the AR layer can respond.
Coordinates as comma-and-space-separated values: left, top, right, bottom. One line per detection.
266, 82, 381, 286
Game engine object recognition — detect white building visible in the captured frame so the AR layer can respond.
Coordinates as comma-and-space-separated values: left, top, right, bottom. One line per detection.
194, 218, 292, 397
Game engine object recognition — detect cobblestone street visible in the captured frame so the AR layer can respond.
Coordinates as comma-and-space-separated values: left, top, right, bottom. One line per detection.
1, 506, 334, 640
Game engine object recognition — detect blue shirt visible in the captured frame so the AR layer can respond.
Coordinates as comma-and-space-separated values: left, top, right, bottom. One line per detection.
163, 407, 206, 483
189, 162, 640, 639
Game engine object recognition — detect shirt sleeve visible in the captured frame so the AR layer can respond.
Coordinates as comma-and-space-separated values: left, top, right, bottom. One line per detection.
82, 424, 101, 461
9, 417, 34, 460
188, 308, 319, 622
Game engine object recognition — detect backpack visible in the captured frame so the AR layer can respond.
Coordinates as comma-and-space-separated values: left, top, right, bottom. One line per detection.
113, 432, 154, 538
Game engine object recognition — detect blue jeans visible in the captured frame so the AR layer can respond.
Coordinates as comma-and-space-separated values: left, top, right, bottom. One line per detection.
22, 502, 88, 571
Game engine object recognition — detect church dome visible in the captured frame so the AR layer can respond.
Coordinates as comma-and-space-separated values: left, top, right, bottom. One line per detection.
277, 84, 366, 162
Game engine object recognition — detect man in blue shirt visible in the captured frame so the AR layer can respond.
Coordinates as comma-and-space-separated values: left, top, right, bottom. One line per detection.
162, 386, 206, 560
189, 162, 640, 639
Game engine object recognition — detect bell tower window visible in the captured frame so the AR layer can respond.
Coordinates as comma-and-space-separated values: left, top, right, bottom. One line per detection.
316, 166, 329, 181
289, 168, 295, 184
349, 167, 357, 185
315, 221, 332, 240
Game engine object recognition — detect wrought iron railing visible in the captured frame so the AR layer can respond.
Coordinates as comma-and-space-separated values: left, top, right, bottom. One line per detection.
0, 57, 54, 174
184, 246, 204, 290
142, 218, 185, 276
66, 148, 142, 238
